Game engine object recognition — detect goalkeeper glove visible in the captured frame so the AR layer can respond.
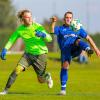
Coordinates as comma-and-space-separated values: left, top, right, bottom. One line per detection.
35, 30, 46, 38
1, 48, 7, 60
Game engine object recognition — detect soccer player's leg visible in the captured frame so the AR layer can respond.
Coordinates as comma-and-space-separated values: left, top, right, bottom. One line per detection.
32, 54, 53, 88
37, 72, 53, 88
6, 65, 25, 89
71, 45, 82, 58
59, 47, 71, 95
75, 39, 94, 56
0, 53, 30, 95
0, 64, 25, 95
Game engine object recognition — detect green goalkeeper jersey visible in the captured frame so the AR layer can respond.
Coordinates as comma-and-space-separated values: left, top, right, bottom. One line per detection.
5, 22, 52, 55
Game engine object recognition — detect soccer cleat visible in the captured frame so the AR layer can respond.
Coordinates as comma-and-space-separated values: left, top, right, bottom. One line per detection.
59, 90, 66, 95
0, 90, 8, 95
47, 73, 53, 88
86, 49, 94, 57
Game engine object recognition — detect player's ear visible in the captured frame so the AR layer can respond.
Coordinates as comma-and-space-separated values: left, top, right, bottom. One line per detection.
19, 18, 24, 23
21, 16, 24, 20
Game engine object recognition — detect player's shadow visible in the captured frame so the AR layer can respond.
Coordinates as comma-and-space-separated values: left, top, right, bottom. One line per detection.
8, 92, 57, 96
9, 92, 33, 95
8, 91, 100, 96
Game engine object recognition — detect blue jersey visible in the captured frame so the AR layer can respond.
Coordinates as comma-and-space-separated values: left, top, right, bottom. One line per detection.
54, 24, 87, 50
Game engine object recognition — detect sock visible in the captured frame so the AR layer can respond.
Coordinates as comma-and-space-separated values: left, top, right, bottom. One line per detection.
4, 71, 17, 91
78, 40, 90, 50
60, 68, 68, 91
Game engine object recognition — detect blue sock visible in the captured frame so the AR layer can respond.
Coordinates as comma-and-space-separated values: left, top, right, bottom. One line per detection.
60, 68, 68, 91
78, 40, 90, 50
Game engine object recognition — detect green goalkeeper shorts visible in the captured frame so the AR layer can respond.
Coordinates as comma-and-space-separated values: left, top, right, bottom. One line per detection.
18, 53, 47, 76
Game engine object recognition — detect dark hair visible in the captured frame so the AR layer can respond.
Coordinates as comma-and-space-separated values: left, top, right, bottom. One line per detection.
17, 9, 31, 19
64, 11, 73, 18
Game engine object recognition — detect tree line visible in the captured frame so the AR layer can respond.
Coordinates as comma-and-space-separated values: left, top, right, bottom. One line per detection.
0, 0, 100, 51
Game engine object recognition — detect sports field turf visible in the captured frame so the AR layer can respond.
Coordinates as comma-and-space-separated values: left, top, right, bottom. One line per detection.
0, 53, 100, 100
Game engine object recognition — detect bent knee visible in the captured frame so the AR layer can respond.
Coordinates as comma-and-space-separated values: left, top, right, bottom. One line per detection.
75, 39, 81, 46
15, 64, 25, 75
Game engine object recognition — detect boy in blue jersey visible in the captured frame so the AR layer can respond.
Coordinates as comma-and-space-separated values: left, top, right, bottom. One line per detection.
50, 11, 100, 95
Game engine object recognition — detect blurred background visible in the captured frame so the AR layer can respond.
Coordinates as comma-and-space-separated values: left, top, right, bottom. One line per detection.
0, 0, 100, 52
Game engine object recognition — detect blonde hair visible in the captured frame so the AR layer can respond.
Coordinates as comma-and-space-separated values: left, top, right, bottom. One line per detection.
17, 9, 31, 19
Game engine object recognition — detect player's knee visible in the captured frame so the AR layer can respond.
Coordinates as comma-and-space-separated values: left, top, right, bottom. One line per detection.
15, 64, 25, 75
62, 61, 69, 70
75, 39, 81, 46
63, 66, 69, 70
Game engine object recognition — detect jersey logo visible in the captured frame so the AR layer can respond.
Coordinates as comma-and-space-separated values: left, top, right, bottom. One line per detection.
62, 29, 67, 31
64, 34, 78, 38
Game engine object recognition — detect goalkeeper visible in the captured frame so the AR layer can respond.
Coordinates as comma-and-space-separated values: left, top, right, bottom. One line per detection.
0, 9, 53, 95
50, 11, 100, 95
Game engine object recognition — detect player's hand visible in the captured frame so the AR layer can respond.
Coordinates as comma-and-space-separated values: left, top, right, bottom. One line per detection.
35, 30, 46, 38
50, 16, 57, 22
95, 49, 100, 57
1, 48, 7, 60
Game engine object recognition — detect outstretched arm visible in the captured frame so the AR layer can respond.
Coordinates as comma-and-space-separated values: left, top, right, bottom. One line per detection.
86, 35, 100, 57
1, 31, 19, 60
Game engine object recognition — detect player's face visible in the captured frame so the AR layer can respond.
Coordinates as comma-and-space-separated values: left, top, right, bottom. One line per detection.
22, 12, 33, 26
64, 13, 73, 26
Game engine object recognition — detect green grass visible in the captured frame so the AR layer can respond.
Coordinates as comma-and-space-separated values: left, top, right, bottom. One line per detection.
0, 53, 100, 100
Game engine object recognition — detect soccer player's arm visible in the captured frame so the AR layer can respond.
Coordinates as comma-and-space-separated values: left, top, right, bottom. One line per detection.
79, 28, 100, 57
86, 35, 100, 57
50, 16, 57, 34
35, 23, 52, 42
5, 30, 20, 50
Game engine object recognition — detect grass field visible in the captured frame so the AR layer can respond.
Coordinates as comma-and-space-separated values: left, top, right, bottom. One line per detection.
0, 52, 100, 100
